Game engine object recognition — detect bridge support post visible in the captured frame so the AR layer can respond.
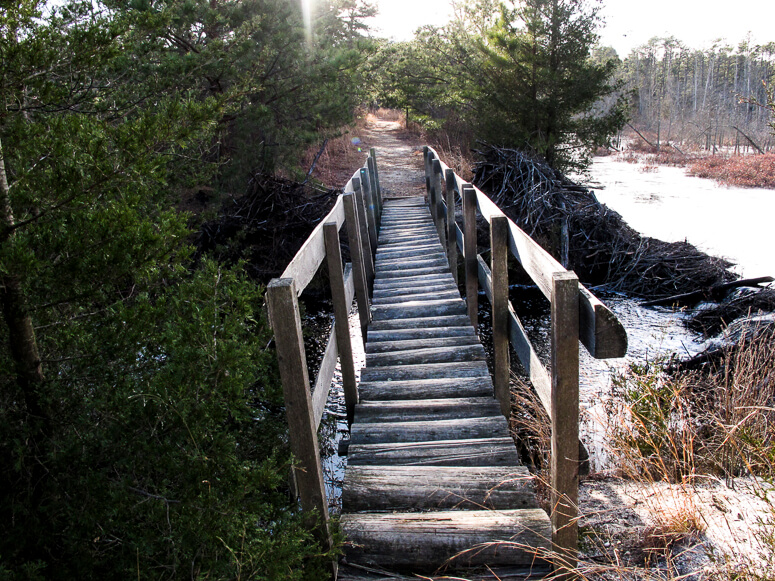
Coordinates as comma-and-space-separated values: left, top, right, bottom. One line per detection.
324, 223, 359, 426
353, 182, 375, 290
462, 186, 478, 328
490, 216, 510, 417
367, 150, 382, 224
343, 192, 371, 341
359, 168, 379, 258
431, 159, 446, 249
265, 278, 334, 555
550, 271, 580, 576
444, 169, 458, 284
423, 146, 431, 197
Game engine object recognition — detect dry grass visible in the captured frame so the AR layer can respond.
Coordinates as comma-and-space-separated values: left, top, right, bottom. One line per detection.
506, 328, 775, 579
299, 110, 372, 188
688, 153, 775, 188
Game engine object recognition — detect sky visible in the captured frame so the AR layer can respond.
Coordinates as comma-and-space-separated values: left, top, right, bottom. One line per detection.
366, 0, 775, 57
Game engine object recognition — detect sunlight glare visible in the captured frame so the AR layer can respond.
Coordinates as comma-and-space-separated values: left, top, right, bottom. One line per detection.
302, 0, 313, 46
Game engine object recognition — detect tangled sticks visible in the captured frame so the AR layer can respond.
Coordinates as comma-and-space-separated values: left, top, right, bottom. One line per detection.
472, 145, 736, 299
194, 174, 339, 283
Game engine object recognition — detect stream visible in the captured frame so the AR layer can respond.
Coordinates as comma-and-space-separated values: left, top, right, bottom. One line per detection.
314, 155, 775, 510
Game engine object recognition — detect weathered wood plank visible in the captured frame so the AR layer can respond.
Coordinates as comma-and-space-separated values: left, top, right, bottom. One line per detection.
354, 397, 501, 422
324, 223, 358, 425
358, 376, 493, 401
349, 416, 510, 445
346, 437, 520, 466
311, 326, 338, 429
373, 257, 449, 271
463, 185, 479, 328
343, 193, 371, 340
365, 343, 486, 367
342, 465, 537, 511
550, 272, 580, 571
371, 289, 460, 304
373, 274, 456, 290
359, 360, 490, 382
579, 286, 628, 359
266, 278, 332, 546
478, 255, 552, 417
280, 196, 344, 295
375, 265, 451, 279
365, 335, 479, 354
368, 314, 473, 331
445, 168, 459, 283
341, 508, 551, 569
366, 326, 476, 342
371, 299, 467, 321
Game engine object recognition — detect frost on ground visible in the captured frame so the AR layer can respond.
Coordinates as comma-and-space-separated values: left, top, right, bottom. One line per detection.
579, 475, 774, 579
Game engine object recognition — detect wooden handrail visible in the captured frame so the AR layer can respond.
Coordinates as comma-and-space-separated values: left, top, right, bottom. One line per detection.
424, 145, 627, 573
266, 151, 381, 561
424, 145, 627, 360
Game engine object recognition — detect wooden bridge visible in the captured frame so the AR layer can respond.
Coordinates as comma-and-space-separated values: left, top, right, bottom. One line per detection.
266, 148, 627, 580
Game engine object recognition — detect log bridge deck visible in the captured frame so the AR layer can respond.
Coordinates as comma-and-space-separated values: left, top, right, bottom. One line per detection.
266, 147, 627, 580
339, 197, 551, 579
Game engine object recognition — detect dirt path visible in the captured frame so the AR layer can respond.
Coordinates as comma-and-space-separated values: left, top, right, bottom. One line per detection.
359, 117, 426, 198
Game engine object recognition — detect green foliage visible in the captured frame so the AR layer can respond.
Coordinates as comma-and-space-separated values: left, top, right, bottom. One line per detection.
374, 0, 626, 172
474, 0, 627, 171
0, 1, 362, 577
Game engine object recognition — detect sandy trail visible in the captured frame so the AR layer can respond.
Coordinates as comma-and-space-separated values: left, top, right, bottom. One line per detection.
360, 118, 426, 198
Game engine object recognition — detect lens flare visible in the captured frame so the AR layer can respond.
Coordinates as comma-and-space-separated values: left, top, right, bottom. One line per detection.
302, 0, 313, 46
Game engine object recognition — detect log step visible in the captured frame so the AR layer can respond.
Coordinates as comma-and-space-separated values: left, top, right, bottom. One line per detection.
358, 376, 494, 401
360, 361, 490, 382
366, 326, 476, 342
365, 336, 480, 353
347, 437, 520, 466
368, 315, 473, 331
371, 300, 468, 322
341, 465, 538, 511
349, 416, 510, 445
372, 289, 460, 304
354, 397, 502, 422
365, 344, 486, 367
340, 509, 551, 570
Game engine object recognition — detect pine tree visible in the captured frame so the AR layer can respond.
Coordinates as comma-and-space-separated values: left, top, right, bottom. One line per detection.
475, 0, 627, 171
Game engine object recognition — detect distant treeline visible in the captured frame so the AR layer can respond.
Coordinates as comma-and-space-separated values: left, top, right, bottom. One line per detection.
613, 37, 775, 151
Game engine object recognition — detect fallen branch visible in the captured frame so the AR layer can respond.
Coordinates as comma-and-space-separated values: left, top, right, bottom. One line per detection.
641, 276, 774, 307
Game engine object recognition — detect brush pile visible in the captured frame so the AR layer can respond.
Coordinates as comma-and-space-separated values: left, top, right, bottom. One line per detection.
472, 145, 736, 298
194, 174, 338, 283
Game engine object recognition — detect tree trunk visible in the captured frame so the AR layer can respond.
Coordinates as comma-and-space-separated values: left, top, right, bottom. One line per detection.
0, 136, 50, 484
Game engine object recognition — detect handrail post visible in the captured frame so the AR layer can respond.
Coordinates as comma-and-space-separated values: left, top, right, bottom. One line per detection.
359, 168, 379, 257
550, 271, 580, 575
423, 146, 431, 197
343, 193, 371, 342
323, 223, 358, 426
431, 159, 446, 248
490, 216, 510, 417
266, 278, 333, 551
444, 168, 458, 284
463, 186, 478, 328
368, 150, 382, 222
353, 181, 375, 291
